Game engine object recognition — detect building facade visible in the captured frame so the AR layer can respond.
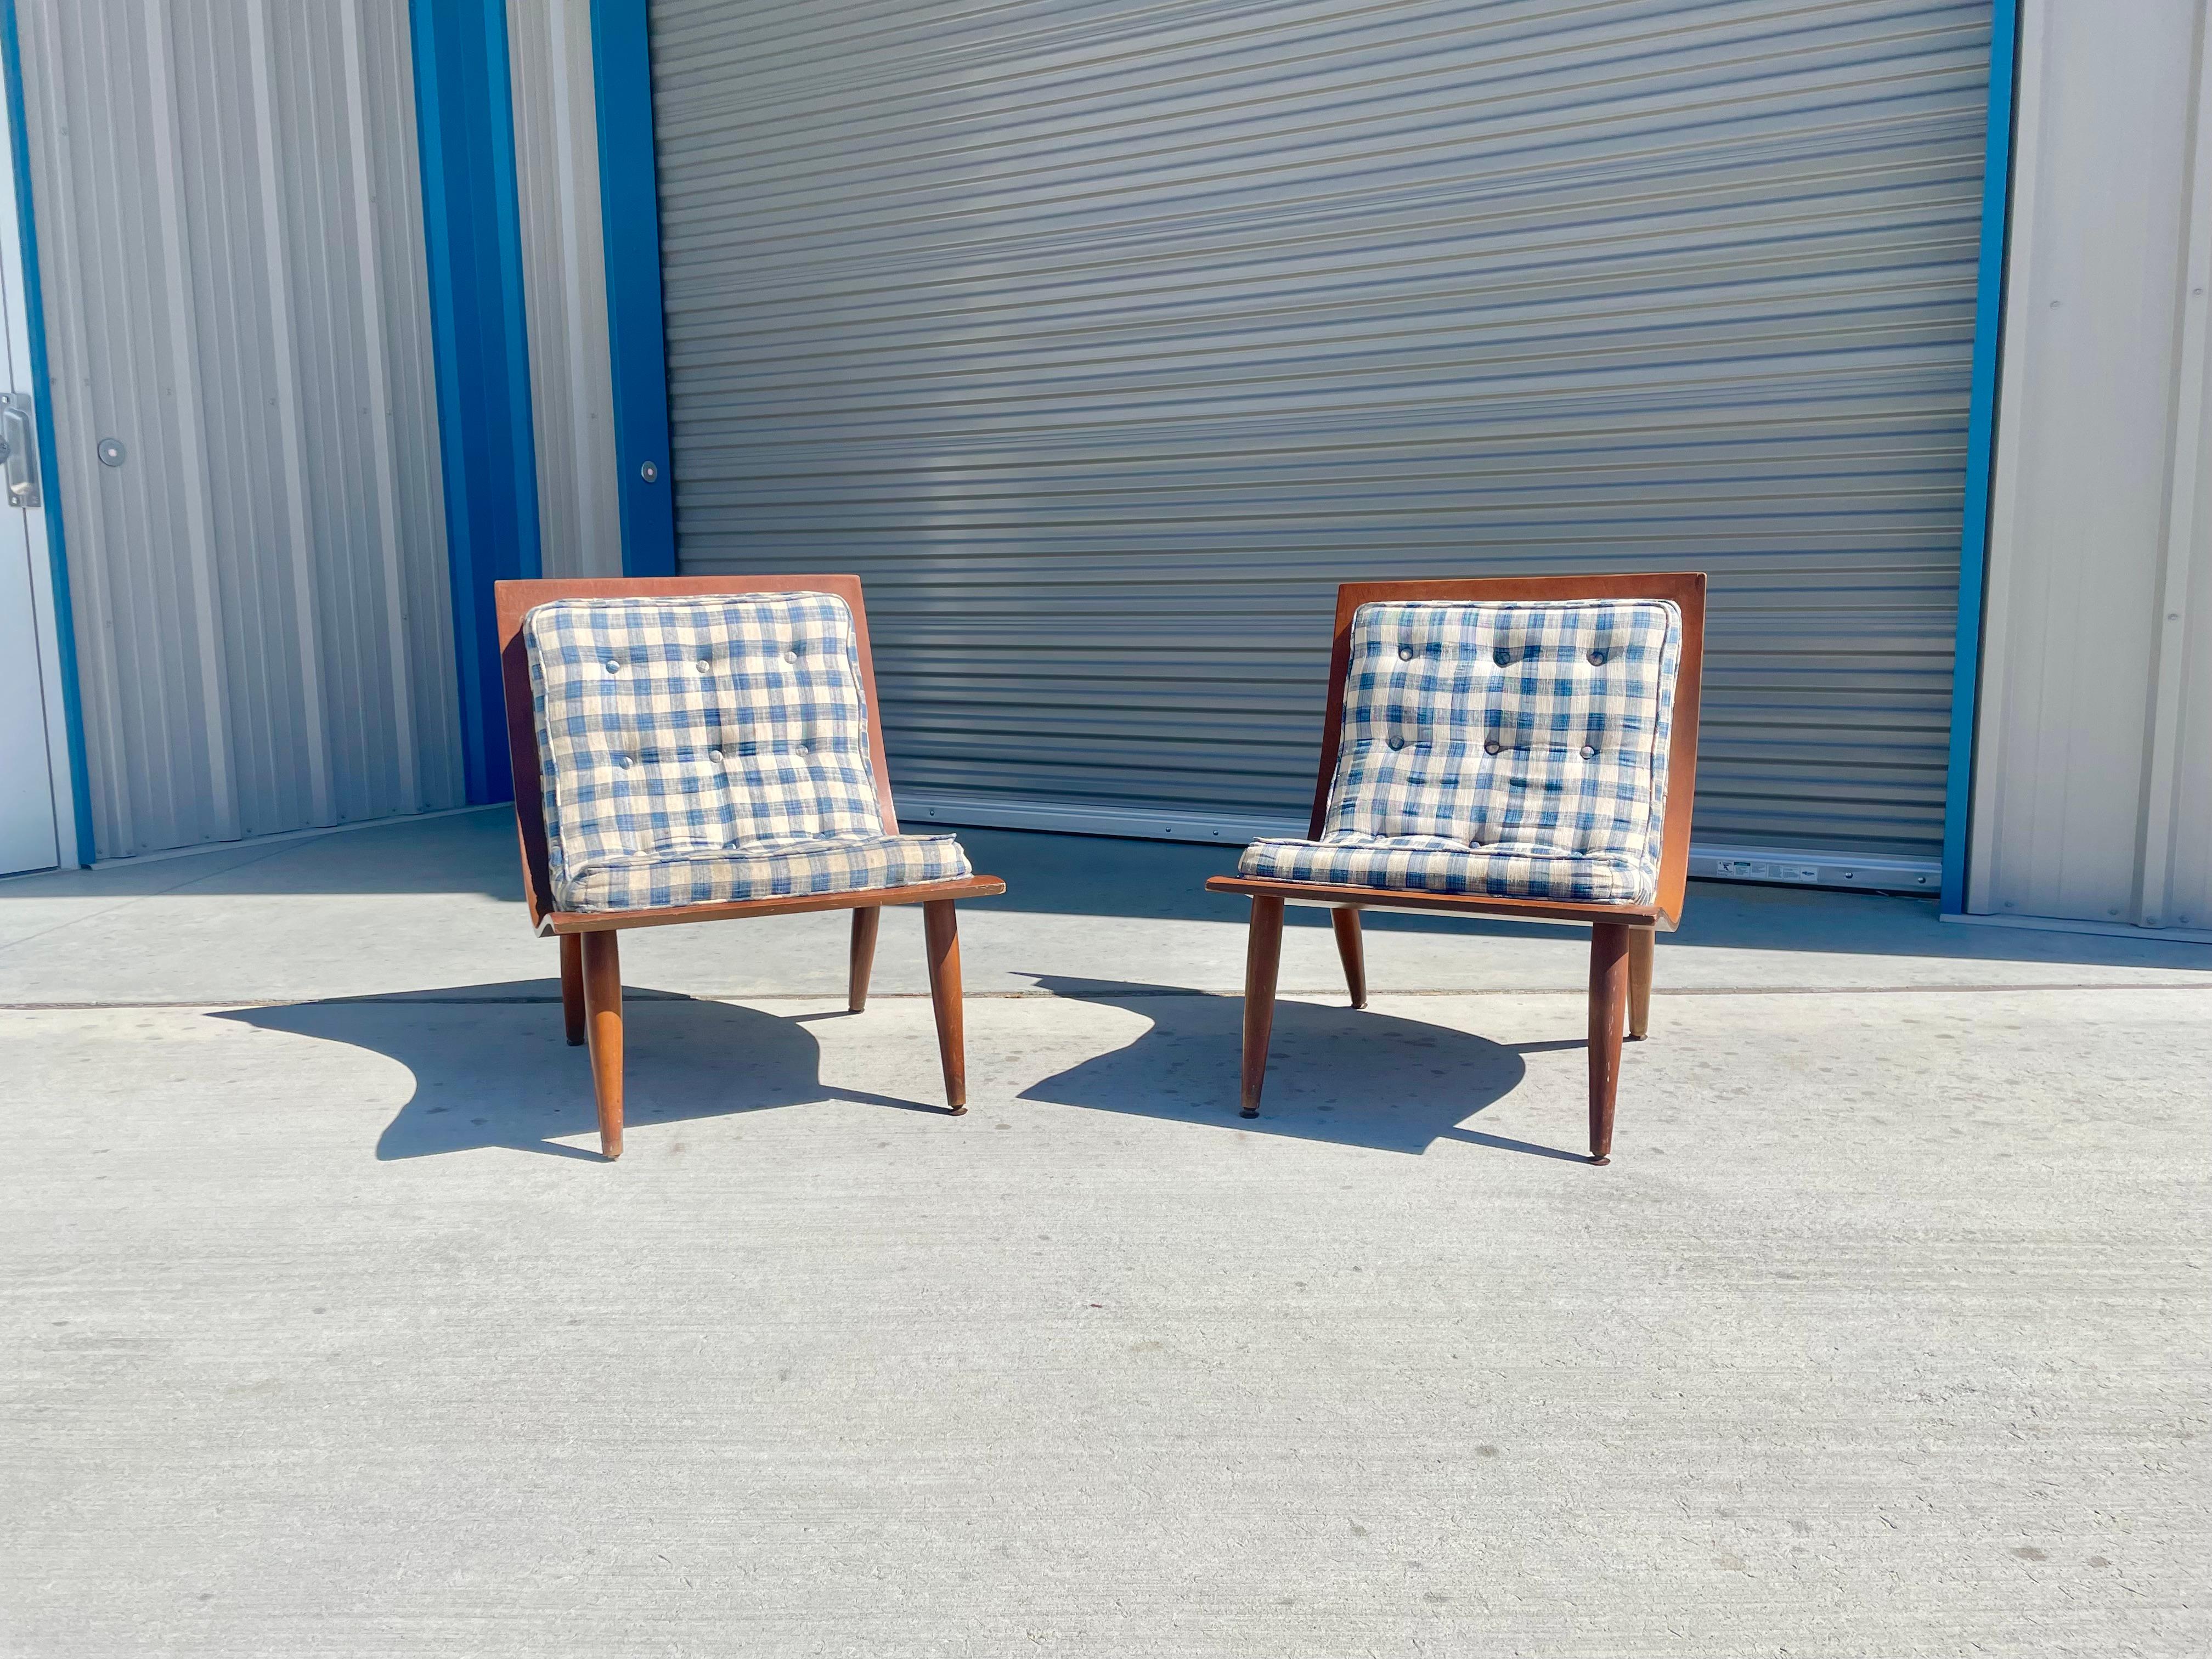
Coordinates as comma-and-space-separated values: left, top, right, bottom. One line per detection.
2, 0, 2205, 941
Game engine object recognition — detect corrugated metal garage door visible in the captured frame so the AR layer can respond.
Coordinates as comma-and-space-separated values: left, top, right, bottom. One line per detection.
650, 0, 1991, 868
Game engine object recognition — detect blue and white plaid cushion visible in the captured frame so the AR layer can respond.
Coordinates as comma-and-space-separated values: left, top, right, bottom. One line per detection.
525, 592, 971, 912
1240, 597, 1681, 903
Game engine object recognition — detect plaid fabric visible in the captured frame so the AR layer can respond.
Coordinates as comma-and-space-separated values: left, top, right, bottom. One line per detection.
525, 592, 972, 912
560, 832, 972, 912
1240, 597, 1681, 903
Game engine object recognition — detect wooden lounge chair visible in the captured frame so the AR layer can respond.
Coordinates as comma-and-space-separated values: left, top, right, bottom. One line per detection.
1206, 574, 1706, 1164
495, 574, 1005, 1160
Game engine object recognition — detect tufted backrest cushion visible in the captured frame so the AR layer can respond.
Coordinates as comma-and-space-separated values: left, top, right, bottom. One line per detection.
524, 593, 884, 895
1324, 598, 1681, 860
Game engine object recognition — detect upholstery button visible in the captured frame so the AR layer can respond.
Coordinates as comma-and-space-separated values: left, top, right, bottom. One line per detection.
1398, 645, 1414, 661
1483, 739, 1502, 755
618, 755, 634, 769
1493, 647, 1511, 666
784, 650, 799, 663
1581, 744, 1597, 758
794, 742, 810, 755
708, 748, 723, 762
696, 659, 711, 674
603, 660, 622, 675
1588, 649, 1606, 665
1387, 737, 1406, 751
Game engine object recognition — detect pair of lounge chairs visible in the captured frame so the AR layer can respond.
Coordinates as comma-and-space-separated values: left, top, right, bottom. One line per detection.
495, 572, 1706, 1166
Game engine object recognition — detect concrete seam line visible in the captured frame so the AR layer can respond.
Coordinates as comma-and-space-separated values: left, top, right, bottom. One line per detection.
3, 983, 2209, 1012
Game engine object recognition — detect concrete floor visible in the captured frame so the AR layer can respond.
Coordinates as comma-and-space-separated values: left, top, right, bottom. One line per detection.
4, 809, 2209, 1656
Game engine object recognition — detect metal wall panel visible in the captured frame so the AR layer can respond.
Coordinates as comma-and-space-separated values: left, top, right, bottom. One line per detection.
15, 0, 461, 859
1971, 0, 2212, 933
509, 0, 622, 581
650, 0, 1991, 863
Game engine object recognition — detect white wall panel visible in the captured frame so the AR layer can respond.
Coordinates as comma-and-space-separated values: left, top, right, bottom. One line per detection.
1971, 0, 2212, 932
15, 0, 461, 859
510, 0, 622, 581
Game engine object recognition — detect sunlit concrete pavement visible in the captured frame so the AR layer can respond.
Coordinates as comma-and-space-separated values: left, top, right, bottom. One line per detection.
4, 811, 2209, 1657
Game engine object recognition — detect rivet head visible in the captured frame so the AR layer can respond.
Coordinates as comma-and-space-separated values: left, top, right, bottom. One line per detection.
1587, 649, 1606, 665
1387, 737, 1406, 751
1483, 740, 1502, 755
1398, 645, 1414, 661
639, 460, 659, 482
1493, 647, 1511, 665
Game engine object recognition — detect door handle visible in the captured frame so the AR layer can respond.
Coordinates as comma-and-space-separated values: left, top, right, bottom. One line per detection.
0, 393, 38, 508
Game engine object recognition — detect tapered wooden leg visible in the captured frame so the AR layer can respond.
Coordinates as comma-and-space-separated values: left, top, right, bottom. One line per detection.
1240, 896, 1285, 1118
1588, 922, 1629, 1165
580, 929, 624, 1160
849, 906, 881, 1013
1627, 927, 1654, 1041
921, 900, 967, 1114
559, 933, 585, 1047
1330, 906, 1367, 1009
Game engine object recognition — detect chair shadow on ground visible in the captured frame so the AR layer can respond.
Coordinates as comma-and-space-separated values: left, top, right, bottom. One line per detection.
1017, 975, 1588, 1160
214, 981, 941, 1161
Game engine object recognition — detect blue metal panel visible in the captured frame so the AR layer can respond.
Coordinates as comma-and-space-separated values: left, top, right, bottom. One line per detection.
590, 0, 675, 577
410, 0, 541, 804
1, 0, 93, 867
1941, 0, 2020, 914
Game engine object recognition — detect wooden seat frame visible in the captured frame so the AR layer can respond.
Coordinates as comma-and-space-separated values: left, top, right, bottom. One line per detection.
495, 574, 1005, 1160
1205, 573, 1707, 1164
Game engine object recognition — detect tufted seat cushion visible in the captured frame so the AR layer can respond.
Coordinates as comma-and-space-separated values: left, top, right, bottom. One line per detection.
525, 592, 970, 912
1239, 597, 1681, 903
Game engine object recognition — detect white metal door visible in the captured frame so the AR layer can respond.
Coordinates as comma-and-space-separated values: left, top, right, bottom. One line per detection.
0, 44, 64, 877
0, 460, 59, 876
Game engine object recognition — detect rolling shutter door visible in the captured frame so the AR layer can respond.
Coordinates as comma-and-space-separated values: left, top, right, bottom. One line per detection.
649, 0, 1990, 870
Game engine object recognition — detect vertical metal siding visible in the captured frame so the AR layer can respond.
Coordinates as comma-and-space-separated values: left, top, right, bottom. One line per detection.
1970, 0, 2212, 931
508, 0, 621, 580
2170, 442, 2212, 929
15, 0, 460, 859
651, 0, 1991, 860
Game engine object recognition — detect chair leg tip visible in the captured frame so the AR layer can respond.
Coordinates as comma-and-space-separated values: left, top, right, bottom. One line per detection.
1589, 1154, 1610, 1166
1625, 1032, 1647, 1043
946, 1103, 967, 1116
1239, 1106, 1259, 1119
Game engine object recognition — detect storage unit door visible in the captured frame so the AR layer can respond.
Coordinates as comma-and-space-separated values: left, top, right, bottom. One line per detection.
651, 1, 1993, 866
